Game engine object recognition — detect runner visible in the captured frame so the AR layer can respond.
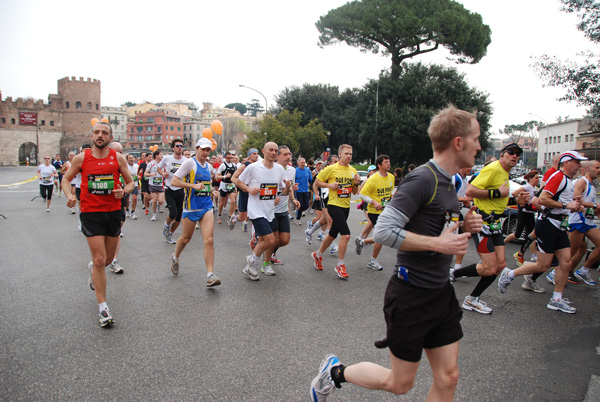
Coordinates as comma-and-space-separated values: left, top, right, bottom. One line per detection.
311, 145, 360, 279
309, 105, 483, 402
237, 141, 289, 281
61, 119, 134, 327
354, 154, 395, 271
62, 152, 77, 214
144, 150, 165, 221
125, 154, 139, 220
105, 141, 127, 275
158, 139, 186, 244
295, 157, 311, 225
38, 155, 58, 212
138, 152, 150, 216
169, 138, 221, 287
52, 153, 64, 196
215, 151, 238, 224
230, 148, 259, 232
497, 151, 586, 313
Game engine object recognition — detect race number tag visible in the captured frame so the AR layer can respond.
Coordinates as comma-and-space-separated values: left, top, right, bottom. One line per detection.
42, 176, 52, 184
170, 163, 181, 174
381, 196, 391, 207
88, 174, 114, 195
152, 176, 163, 186
260, 183, 277, 200
561, 215, 569, 230
337, 183, 352, 198
585, 207, 595, 220
194, 180, 212, 197
226, 184, 235, 191
489, 220, 502, 232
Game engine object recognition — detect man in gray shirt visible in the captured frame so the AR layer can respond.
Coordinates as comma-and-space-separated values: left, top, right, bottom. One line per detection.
309, 106, 483, 402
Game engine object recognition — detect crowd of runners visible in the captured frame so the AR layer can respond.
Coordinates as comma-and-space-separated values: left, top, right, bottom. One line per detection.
39, 109, 599, 401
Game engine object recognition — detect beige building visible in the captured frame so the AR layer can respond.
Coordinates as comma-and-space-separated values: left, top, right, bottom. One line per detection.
537, 118, 599, 167
101, 106, 128, 143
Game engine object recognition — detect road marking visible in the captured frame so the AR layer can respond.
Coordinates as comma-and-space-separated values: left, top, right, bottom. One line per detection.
0, 176, 38, 187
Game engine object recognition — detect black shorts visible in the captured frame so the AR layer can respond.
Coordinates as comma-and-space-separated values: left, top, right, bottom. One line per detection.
80, 210, 122, 238
141, 179, 149, 193
313, 199, 323, 211
327, 204, 350, 238
536, 219, 570, 254
219, 187, 237, 198
473, 228, 504, 254
375, 277, 463, 363
251, 217, 276, 237
40, 184, 53, 199
514, 210, 536, 239
272, 212, 291, 233
75, 187, 81, 200
238, 191, 249, 213
367, 212, 380, 227
165, 187, 184, 222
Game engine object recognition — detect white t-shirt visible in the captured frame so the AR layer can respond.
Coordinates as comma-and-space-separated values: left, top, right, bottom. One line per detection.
217, 162, 238, 192
38, 164, 56, 186
158, 154, 185, 190
275, 164, 296, 214
73, 173, 82, 188
127, 163, 139, 187
239, 161, 286, 221
145, 160, 164, 187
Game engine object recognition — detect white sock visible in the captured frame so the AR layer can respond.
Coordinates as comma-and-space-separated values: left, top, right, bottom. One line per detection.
552, 291, 562, 301
112, 258, 118, 264
99, 302, 108, 313
316, 251, 322, 258
338, 260, 345, 266
507, 270, 515, 280
454, 264, 462, 269
309, 221, 322, 235
250, 254, 260, 263
580, 267, 589, 274
207, 272, 213, 278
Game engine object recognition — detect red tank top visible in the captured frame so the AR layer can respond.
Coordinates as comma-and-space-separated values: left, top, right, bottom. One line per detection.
80, 148, 122, 213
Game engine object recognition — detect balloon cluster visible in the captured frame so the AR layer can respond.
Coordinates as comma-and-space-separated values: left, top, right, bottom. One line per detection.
148, 144, 159, 152
203, 120, 223, 151
91, 117, 110, 126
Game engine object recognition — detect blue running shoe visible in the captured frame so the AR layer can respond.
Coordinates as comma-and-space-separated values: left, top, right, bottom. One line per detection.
310, 354, 342, 402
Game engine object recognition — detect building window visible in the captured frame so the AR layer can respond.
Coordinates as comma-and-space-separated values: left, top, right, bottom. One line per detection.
544, 138, 547, 145
65, 101, 70, 109
1, 117, 4, 123
41, 120, 45, 126
158, 126, 161, 133
177, 127, 181, 131
571, 134, 574, 142
11, 118, 15, 124
96, 104, 99, 110
558, 136, 561, 143
50, 121, 54, 126
87, 102, 92, 109
565, 135, 568, 142
76, 101, 82, 109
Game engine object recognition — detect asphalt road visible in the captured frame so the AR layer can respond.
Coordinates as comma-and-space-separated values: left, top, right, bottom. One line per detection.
1, 166, 599, 402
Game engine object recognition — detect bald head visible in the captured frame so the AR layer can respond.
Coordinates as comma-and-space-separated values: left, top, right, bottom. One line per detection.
109, 142, 123, 154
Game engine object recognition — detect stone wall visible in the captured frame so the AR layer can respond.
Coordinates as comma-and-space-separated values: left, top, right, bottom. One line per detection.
0, 129, 63, 166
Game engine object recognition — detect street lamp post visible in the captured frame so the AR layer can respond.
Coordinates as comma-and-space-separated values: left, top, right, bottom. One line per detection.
529, 112, 549, 169
239, 84, 268, 142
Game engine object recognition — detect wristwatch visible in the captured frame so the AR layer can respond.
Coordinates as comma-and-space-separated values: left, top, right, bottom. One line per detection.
594, 203, 598, 209
562, 202, 567, 209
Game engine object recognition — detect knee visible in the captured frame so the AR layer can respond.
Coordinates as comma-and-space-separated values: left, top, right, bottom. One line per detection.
203, 235, 213, 248
479, 260, 496, 276
279, 237, 289, 247
437, 366, 460, 390
268, 236, 278, 248
340, 234, 351, 243
385, 377, 415, 395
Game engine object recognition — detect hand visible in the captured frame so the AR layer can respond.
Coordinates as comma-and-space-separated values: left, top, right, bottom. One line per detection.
113, 183, 124, 200
292, 183, 299, 191
354, 173, 361, 184
293, 200, 300, 209
437, 222, 471, 255
250, 187, 260, 196
274, 196, 280, 206
517, 191, 530, 204
192, 183, 204, 191
463, 205, 483, 234
372, 201, 383, 211
66, 195, 77, 208
499, 181, 510, 198
315, 194, 321, 201
330, 182, 339, 190
162, 171, 169, 179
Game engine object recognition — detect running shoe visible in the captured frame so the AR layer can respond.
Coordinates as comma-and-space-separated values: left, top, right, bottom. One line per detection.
307, 220, 314, 232
497, 268, 512, 293
242, 221, 248, 232
158, 205, 163, 213
167, 232, 177, 244
249, 233, 257, 250
270, 254, 283, 265
88, 261, 95, 290
354, 237, 364, 255
109, 261, 124, 274
462, 296, 492, 314
170, 253, 179, 276
217, 215, 222, 224
70, 208, 76, 214
206, 273, 221, 287
125, 210, 130, 218
329, 243, 338, 255
367, 259, 383, 271
228, 216, 237, 230
151, 214, 156, 221
513, 251, 524, 267
449, 267, 456, 283
546, 269, 556, 285
46, 208, 50, 212
242, 256, 259, 281
305, 229, 313, 245
316, 232, 325, 241
289, 214, 294, 221
311, 252, 323, 271
547, 298, 577, 314
163, 223, 170, 238
131, 212, 138, 220
530, 254, 538, 262
335, 264, 349, 279
309, 208, 314, 214
99, 307, 114, 327
261, 263, 275, 276
567, 274, 582, 284
309, 354, 342, 402
144, 209, 149, 215
574, 269, 596, 285
521, 275, 545, 293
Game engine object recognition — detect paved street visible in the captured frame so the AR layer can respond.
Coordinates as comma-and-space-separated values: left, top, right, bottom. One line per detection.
1, 166, 599, 402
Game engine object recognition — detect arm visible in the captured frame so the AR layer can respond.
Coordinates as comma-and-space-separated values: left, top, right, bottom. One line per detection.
352, 173, 361, 195
231, 164, 246, 187
539, 190, 581, 211
466, 180, 510, 199
116, 154, 134, 198
62, 154, 84, 207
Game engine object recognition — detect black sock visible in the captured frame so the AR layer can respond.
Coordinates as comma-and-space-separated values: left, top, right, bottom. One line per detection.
531, 272, 542, 281
520, 235, 535, 254
470, 274, 497, 298
331, 365, 346, 389
453, 263, 478, 278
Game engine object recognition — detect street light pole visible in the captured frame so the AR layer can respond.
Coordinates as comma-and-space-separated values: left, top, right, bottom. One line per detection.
529, 112, 549, 169
239, 84, 268, 142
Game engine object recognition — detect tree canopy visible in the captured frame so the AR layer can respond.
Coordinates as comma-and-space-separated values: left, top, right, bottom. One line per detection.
225, 102, 248, 115
315, 0, 492, 79
533, 0, 600, 113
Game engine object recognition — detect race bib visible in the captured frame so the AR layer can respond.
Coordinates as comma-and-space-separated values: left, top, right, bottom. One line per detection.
260, 183, 277, 200
561, 215, 569, 230
194, 180, 212, 197
42, 176, 52, 184
337, 183, 352, 198
152, 176, 163, 186
585, 207, 595, 220
381, 196, 391, 207
170, 163, 181, 174
88, 174, 114, 195
226, 183, 235, 192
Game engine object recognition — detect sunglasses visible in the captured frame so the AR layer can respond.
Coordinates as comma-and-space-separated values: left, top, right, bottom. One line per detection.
174, 144, 183, 148
505, 150, 521, 157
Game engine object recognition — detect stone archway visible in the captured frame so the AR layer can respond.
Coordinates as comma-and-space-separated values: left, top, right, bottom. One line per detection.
19, 142, 37, 165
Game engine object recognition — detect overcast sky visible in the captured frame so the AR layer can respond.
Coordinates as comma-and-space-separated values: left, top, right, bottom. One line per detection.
0, 0, 593, 136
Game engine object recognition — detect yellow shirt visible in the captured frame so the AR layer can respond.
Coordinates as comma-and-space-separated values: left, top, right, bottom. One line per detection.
472, 160, 509, 215
360, 172, 395, 214
316, 163, 357, 208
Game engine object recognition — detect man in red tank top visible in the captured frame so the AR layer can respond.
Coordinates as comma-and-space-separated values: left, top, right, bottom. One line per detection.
62, 120, 134, 327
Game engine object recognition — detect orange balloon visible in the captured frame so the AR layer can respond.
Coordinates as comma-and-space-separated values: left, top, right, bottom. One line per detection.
210, 138, 217, 151
202, 128, 213, 139
149, 145, 154, 151
211, 120, 223, 135
153, 145, 159, 152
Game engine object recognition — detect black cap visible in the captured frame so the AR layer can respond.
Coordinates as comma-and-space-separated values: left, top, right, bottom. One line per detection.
501, 143, 523, 154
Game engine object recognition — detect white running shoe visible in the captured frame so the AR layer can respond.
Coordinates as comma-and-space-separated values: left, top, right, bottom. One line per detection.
367, 259, 383, 271
521, 275, 545, 293
151, 214, 156, 221
131, 212, 138, 220
109, 261, 124, 274
309, 354, 342, 402
242, 255, 259, 281
462, 296, 492, 314
88, 261, 95, 290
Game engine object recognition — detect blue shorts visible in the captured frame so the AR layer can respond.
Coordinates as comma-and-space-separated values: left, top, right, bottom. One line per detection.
182, 209, 212, 222
251, 217, 276, 237
568, 222, 597, 234
238, 191, 249, 213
